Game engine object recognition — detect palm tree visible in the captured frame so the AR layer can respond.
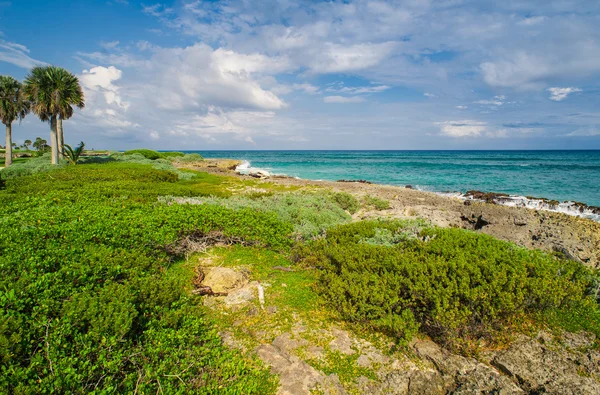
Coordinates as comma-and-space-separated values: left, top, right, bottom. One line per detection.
23, 66, 85, 164
24, 139, 32, 150
0, 76, 29, 167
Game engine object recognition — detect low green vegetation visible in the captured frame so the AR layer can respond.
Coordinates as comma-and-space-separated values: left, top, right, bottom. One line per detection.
162, 192, 353, 238
295, 220, 600, 353
2, 155, 600, 392
0, 164, 290, 393
363, 195, 391, 210
123, 149, 194, 161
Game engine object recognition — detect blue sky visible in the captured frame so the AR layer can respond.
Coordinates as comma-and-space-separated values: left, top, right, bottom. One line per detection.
1, 0, 599, 150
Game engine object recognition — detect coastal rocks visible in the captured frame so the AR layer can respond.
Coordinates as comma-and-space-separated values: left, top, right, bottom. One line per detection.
460, 214, 491, 230
490, 333, 600, 394
257, 334, 347, 395
248, 170, 271, 179
337, 179, 373, 184
410, 339, 523, 394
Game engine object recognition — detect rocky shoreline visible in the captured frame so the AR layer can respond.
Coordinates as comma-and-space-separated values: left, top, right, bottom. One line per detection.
176, 158, 600, 269
175, 158, 600, 394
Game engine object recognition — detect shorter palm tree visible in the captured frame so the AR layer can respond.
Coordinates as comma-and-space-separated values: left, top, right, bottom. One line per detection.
63, 141, 85, 165
0, 76, 29, 167
24, 139, 32, 150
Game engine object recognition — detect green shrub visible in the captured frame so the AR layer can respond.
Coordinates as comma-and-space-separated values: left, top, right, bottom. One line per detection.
0, 153, 66, 178
161, 192, 352, 238
363, 195, 391, 210
159, 151, 185, 159
175, 153, 204, 162
330, 191, 360, 214
123, 149, 161, 160
296, 220, 600, 351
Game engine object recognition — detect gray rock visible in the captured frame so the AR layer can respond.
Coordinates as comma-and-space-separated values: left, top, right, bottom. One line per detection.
491, 334, 600, 394
257, 338, 346, 395
328, 329, 355, 355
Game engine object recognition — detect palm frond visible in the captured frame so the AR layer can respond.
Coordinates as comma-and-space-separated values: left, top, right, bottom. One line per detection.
63, 141, 85, 165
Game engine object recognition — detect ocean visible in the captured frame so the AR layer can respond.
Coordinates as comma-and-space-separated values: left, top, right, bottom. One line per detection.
190, 150, 600, 213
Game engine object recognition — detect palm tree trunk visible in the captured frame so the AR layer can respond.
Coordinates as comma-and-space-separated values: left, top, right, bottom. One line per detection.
4, 123, 12, 167
57, 119, 64, 158
50, 116, 59, 165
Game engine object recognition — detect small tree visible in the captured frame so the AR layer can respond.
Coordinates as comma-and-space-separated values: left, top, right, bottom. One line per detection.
33, 137, 48, 154
63, 141, 85, 165
0, 76, 30, 167
24, 139, 32, 150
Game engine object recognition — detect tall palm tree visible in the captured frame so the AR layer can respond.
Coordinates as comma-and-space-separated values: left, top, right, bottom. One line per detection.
0, 76, 29, 167
23, 66, 85, 164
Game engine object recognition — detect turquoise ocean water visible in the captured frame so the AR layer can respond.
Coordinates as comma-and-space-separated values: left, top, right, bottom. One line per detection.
190, 151, 600, 207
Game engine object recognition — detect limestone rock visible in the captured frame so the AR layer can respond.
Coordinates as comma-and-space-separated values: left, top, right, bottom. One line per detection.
491, 334, 600, 394
202, 267, 248, 294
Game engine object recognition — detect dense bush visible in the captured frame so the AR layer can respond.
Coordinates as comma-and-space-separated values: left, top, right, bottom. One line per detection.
161, 192, 352, 238
296, 220, 600, 351
0, 164, 289, 393
123, 149, 161, 160
159, 151, 185, 159
329, 191, 360, 214
363, 195, 391, 210
0, 153, 66, 178
175, 153, 204, 162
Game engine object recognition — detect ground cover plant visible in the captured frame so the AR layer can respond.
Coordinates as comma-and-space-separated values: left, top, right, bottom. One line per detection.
0, 163, 291, 393
295, 220, 600, 353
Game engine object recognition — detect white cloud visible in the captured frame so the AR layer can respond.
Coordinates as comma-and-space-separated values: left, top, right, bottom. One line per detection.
308, 42, 397, 74
456, 105, 468, 110
144, 44, 289, 111
424, 92, 437, 98
339, 85, 390, 94
548, 87, 582, 101
474, 95, 506, 106
323, 96, 366, 103
79, 66, 130, 109
438, 120, 487, 137
100, 41, 120, 50
566, 128, 600, 137
292, 83, 319, 94
0, 39, 46, 69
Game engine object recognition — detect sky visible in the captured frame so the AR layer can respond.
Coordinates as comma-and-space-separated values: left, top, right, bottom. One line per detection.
1, 0, 599, 150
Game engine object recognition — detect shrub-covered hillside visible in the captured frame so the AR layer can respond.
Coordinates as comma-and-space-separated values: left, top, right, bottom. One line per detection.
1, 156, 600, 393
0, 162, 290, 393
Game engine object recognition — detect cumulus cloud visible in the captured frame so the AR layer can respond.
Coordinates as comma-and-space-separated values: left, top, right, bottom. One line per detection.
548, 87, 582, 101
80, 66, 129, 109
323, 96, 366, 103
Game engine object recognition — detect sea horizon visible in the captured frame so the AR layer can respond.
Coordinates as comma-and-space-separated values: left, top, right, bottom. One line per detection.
179, 150, 600, 214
